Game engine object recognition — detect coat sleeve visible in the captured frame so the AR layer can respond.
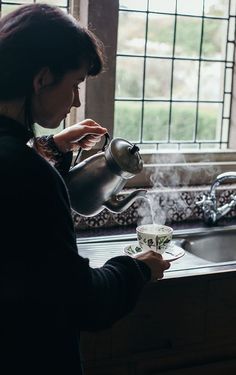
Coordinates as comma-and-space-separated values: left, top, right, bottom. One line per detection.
30, 135, 73, 175
79, 255, 151, 330
18, 148, 151, 332
37, 248, 151, 331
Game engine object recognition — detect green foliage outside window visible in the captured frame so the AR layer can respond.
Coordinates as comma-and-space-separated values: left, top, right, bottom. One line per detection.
114, 102, 218, 143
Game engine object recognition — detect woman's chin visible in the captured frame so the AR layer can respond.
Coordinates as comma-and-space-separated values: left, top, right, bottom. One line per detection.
36, 119, 62, 129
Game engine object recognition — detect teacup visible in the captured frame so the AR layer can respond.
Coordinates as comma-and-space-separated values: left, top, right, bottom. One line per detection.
136, 224, 173, 254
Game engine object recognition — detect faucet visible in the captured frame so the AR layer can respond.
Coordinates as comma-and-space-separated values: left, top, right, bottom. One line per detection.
196, 172, 236, 224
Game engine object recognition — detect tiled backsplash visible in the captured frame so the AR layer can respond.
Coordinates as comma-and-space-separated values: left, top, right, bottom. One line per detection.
72, 186, 236, 232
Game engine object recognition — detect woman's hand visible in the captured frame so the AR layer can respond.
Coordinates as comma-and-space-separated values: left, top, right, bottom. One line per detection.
52, 119, 107, 153
135, 251, 171, 281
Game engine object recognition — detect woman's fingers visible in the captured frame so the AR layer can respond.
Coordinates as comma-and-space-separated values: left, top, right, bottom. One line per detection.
76, 126, 106, 141
135, 250, 171, 281
72, 136, 101, 150
53, 119, 107, 153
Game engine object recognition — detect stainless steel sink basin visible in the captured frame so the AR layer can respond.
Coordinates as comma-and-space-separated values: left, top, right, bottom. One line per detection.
174, 225, 236, 263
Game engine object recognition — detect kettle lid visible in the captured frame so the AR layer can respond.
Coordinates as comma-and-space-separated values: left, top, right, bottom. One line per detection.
106, 138, 143, 176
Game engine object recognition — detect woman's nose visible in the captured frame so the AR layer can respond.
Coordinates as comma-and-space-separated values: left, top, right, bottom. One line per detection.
73, 89, 81, 108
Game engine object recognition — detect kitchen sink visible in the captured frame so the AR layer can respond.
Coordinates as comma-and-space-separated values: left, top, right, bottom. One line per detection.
174, 225, 236, 263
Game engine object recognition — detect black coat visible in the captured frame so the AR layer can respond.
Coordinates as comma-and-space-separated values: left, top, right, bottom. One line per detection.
0, 116, 150, 375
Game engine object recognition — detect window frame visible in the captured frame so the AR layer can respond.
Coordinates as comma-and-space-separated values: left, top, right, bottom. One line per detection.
72, 0, 236, 188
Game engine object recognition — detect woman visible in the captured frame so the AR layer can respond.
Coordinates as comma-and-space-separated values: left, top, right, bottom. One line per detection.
0, 4, 170, 374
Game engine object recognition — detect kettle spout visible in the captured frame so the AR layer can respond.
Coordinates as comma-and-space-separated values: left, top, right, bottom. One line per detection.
103, 189, 147, 214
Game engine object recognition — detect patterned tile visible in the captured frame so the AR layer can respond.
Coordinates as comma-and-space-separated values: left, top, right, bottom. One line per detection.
72, 187, 236, 231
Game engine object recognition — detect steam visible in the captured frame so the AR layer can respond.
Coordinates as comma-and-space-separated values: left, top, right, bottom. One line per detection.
137, 153, 220, 225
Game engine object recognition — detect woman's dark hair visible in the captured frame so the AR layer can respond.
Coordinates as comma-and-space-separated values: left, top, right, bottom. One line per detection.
0, 3, 105, 128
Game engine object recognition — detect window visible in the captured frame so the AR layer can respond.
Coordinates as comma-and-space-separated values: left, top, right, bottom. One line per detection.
0, 0, 69, 17
114, 0, 236, 152
80, 0, 236, 187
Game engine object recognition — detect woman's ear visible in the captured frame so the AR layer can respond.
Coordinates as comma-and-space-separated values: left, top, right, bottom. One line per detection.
33, 67, 54, 94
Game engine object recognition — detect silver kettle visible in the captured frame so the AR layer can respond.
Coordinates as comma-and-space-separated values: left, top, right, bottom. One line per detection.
65, 134, 147, 217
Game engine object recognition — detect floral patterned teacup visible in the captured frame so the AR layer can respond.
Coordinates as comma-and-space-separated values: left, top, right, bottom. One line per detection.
136, 224, 173, 254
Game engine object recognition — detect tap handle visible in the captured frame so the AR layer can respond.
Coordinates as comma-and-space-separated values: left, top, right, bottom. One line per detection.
196, 193, 216, 210
229, 194, 236, 207
195, 194, 207, 206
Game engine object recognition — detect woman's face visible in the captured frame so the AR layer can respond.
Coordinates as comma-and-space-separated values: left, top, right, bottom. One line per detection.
32, 67, 86, 129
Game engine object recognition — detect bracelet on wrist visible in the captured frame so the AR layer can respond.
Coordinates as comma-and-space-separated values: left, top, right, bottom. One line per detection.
42, 135, 64, 158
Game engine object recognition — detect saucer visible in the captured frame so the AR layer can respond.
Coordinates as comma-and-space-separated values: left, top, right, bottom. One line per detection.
123, 241, 185, 262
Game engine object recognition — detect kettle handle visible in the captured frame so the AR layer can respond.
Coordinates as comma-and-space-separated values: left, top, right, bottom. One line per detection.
102, 132, 110, 151
73, 132, 110, 166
